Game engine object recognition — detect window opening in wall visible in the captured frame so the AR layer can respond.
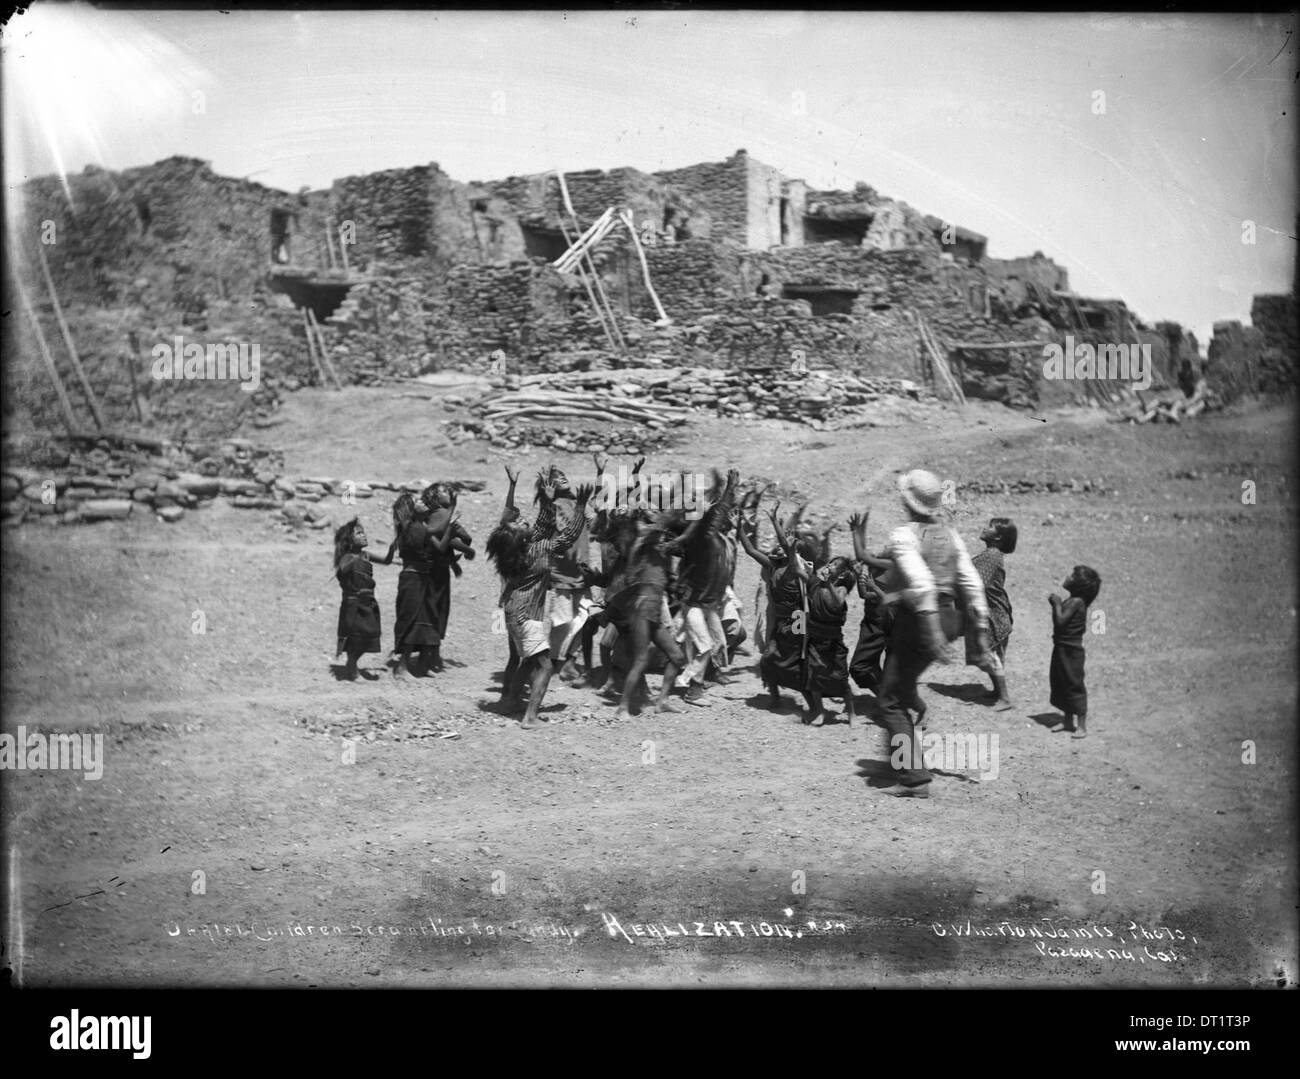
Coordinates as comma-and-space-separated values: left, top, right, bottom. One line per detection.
398, 217, 428, 256
135, 198, 152, 235
270, 208, 291, 263
779, 198, 790, 245
803, 216, 871, 246
521, 224, 568, 262
781, 285, 859, 316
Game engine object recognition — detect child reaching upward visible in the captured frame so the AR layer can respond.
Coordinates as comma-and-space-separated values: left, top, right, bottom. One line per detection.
1048, 565, 1101, 738
966, 517, 1017, 711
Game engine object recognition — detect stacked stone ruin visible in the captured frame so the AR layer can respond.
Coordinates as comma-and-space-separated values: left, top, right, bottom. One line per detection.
0, 433, 488, 531
9, 147, 1294, 512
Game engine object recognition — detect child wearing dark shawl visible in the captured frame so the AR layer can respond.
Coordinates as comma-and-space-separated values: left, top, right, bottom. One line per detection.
420, 482, 476, 671
333, 518, 387, 680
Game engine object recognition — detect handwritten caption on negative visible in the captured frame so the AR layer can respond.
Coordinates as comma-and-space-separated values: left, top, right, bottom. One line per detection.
931, 919, 1201, 963
167, 917, 580, 945
599, 911, 849, 943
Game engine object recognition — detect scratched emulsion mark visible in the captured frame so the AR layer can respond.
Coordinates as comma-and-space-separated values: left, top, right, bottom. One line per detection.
5, 846, 23, 988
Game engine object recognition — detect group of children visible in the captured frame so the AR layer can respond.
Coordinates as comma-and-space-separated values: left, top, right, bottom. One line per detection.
331, 455, 1102, 765
332, 481, 476, 681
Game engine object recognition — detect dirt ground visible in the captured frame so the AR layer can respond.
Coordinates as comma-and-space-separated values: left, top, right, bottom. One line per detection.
2, 389, 1295, 987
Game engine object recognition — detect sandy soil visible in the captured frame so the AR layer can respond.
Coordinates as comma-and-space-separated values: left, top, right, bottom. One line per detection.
2, 389, 1295, 987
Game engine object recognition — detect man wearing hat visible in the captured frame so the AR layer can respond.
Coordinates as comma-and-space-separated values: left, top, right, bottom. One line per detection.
875, 469, 991, 797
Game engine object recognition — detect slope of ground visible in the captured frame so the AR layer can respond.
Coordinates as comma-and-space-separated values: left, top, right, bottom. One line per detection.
2, 390, 1294, 987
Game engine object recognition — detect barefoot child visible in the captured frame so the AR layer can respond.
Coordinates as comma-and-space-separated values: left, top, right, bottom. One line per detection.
333, 518, 388, 680
1048, 565, 1101, 738
966, 517, 1017, 710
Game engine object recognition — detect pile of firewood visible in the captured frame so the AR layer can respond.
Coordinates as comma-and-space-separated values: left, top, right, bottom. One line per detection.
1111, 380, 1221, 424
477, 385, 690, 428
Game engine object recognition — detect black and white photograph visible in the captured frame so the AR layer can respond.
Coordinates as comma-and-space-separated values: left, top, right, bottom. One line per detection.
1, 3, 1296, 1013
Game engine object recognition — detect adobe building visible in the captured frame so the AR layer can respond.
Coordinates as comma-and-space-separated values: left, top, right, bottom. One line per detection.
11, 146, 1272, 439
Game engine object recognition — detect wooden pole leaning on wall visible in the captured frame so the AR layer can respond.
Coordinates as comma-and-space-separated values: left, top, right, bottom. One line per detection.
306, 308, 344, 390
36, 243, 106, 430
325, 218, 339, 270
554, 172, 626, 354
302, 307, 329, 387
576, 236, 628, 354
927, 322, 966, 405
916, 313, 964, 405
17, 276, 82, 436
620, 209, 672, 326
557, 219, 620, 355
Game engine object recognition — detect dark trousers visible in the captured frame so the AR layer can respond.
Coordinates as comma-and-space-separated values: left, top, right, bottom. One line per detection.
850, 604, 894, 691
877, 602, 961, 786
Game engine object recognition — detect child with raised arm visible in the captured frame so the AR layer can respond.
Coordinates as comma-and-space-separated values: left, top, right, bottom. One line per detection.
965, 517, 1017, 711
846, 509, 896, 698
1048, 565, 1101, 738
333, 517, 390, 681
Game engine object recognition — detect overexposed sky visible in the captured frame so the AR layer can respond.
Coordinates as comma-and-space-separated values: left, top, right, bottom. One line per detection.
3, 5, 1295, 343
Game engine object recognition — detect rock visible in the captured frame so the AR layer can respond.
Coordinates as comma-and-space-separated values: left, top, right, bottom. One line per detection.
79, 499, 133, 521
157, 505, 185, 523
232, 496, 280, 510
1, 499, 26, 519
155, 481, 185, 502
132, 488, 156, 504
176, 473, 221, 497
273, 478, 296, 496
220, 477, 261, 496
1, 476, 21, 501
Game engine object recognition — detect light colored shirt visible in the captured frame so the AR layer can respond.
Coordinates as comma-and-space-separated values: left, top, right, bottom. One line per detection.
885, 521, 988, 625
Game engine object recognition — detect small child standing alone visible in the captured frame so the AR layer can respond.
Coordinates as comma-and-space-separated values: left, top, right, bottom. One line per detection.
333, 517, 388, 681
965, 517, 1017, 710
1048, 565, 1101, 738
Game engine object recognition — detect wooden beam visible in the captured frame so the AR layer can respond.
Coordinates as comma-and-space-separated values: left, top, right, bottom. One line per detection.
556, 218, 621, 355
306, 308, 344, 390
36, 243, 106, 430
621, 209, 671, 325
17, 276, 81, 435
302, 307, 329, 387
947, 339, 1047, 351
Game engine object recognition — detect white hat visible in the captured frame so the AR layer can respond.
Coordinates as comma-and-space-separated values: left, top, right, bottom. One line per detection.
898, 469, 943, 519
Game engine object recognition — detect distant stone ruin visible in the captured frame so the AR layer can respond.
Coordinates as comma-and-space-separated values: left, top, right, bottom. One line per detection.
7, 150, 1294, 443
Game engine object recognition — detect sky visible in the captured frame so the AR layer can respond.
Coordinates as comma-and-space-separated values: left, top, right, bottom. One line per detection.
2, 5, 1295, 345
